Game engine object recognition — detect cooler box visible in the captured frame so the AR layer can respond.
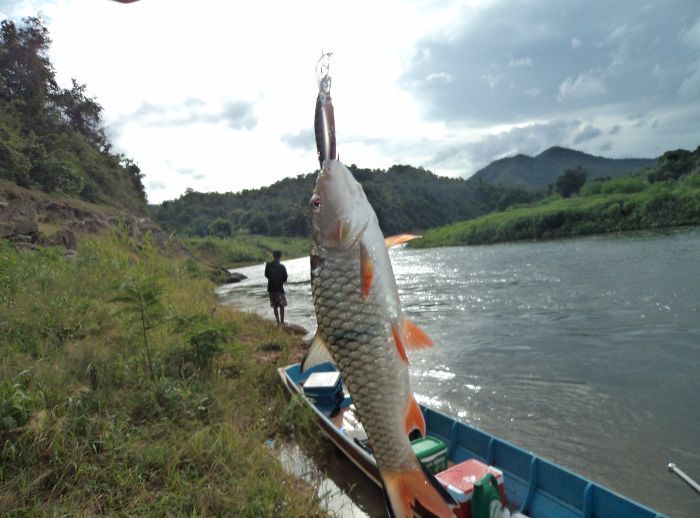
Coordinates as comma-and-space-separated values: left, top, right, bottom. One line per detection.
411, 436, 448, 474
436, 459, 506, 518
303, 371, 343, 414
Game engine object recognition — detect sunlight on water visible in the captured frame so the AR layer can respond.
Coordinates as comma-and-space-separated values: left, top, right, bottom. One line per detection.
414, 368, 456, 381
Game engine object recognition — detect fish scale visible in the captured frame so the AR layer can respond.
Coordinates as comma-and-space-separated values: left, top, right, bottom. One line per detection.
311, 249, 417, 471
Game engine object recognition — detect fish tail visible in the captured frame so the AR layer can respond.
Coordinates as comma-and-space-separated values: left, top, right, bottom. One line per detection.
381, 464, 456, 518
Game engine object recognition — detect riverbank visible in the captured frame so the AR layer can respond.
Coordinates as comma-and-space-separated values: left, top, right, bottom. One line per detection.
0, 231, 324, 515
413, 173, 700, 248
180, 234, 308, 284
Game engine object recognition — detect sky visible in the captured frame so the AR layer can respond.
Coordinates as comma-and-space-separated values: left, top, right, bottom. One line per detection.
1, 0, 699, 203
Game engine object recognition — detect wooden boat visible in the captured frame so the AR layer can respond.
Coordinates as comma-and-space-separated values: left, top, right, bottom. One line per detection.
278, 362, 666, 518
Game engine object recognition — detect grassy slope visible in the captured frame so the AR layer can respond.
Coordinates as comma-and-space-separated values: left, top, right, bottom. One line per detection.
414, 175, 700, 248
182, 234, 309, 268
0, 230, 323, 516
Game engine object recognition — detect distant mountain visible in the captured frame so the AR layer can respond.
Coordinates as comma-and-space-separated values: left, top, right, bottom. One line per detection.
468, 146, 656, 190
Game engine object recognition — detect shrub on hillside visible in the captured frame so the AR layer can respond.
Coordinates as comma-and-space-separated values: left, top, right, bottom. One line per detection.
554, 167, 588, 198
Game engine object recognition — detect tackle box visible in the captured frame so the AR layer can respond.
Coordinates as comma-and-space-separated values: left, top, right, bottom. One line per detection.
410, 435, 448, 474
303, 371, 343, 414
435, 459, 506, 518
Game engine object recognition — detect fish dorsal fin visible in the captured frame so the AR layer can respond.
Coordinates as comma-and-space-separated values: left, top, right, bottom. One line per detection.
384, 234, 421, 249
403, 320, 433, 350
300, 332, 335, 372
391, 323, 409, 364
360, 243, 374, 300
405, 394, 426, 438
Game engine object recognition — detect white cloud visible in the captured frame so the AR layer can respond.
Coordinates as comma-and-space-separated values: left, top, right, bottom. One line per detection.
606, 24, 630, 44
508, 56, 533, 68
116, 98, 257, 130
557, 70, 607, 102
427, 72, 453, 84
148, 180, 166, 191
571, 37, 581, 49
480, 72, 503, 90
573, 124, 603, 144
429, 119, 583, 176
678, 66, 700, 99
524, 87, 541, 97
682, 16, 700, 49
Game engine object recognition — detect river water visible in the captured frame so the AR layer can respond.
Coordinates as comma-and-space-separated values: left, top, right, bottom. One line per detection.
217, 228, 700, 517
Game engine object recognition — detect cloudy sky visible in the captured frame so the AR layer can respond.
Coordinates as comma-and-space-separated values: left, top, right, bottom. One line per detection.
2, 0, 699, 203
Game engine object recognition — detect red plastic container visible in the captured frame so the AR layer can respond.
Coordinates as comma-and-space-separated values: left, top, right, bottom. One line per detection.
436, 459, 506, 518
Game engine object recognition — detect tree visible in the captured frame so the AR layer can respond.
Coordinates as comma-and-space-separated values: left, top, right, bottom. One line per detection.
208, 218, 232, 237
120, 156, 147, 203
0, 17, 148, 213
554, 167, 588, 198
648, 149, 695, 182
53, 78, 107, 149
112, 277, 165, 380
0, 17, 57, 120
247, 213, 270, 235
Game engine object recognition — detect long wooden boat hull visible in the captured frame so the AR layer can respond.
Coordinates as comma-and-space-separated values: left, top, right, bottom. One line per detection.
278, 362, 666, 518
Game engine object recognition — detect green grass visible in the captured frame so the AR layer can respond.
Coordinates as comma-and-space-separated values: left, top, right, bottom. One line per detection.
182, 234, 309, 268
414, 175, 700, 248
0, 227, 324, 515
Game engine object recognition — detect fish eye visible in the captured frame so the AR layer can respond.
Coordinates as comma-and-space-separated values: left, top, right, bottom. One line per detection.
310, 195, 323, 212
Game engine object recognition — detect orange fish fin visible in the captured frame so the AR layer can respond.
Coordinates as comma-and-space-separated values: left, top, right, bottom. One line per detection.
382, 467, 456, 518
360, 243, 374, 300
384, 234, 422, 249
391, 324, 409, 364
403, 319, 434, 350
405, 394, 426, 438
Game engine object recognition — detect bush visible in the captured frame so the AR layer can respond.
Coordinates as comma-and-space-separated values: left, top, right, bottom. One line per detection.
0, 375, 42, 433
208, 218, 233, 237
0, 138, 31, 186
29, 158, 86, 195
600, 177, 647, 195
554, 167, 588, 198
581, 180, 604, 196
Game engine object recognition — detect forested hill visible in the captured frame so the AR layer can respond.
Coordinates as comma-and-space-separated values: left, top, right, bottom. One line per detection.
470, 146, 656, 190
152, 164, 538, 237
0, 17, 147, 214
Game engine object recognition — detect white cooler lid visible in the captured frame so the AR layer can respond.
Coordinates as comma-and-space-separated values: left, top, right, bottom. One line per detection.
304, 371, 341, 389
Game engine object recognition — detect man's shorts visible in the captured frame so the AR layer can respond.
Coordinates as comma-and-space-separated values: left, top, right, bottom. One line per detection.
269, 291, 287, 308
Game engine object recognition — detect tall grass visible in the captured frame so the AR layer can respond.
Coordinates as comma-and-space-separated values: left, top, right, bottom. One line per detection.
415, 176, 700, 247
0, 228, 323, 515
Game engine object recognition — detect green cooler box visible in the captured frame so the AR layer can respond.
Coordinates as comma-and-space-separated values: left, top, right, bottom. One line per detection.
411, 435, 448, 474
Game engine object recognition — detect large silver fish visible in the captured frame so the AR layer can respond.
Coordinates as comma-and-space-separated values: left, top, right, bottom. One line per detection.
303, 56, 455, 518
